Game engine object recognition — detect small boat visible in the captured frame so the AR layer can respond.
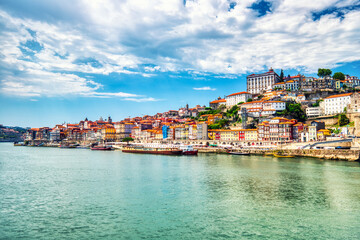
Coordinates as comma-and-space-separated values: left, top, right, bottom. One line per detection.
77, 145, 90, 149
91, 145, 113, 151
59, 144, 77, 148
122, 146, 182, 155
180, 145, 198, 155
14, 142, 25, 146
273, 152, 294, 158
229, 152, 250, 156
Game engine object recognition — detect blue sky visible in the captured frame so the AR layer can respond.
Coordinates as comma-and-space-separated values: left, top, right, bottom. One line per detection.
0, 0, 360, 127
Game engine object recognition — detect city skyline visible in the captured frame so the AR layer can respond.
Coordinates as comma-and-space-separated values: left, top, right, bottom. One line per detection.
1, 0, 360, 127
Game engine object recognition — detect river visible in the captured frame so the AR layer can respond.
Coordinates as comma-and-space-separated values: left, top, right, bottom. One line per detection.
1, 143, 360, 239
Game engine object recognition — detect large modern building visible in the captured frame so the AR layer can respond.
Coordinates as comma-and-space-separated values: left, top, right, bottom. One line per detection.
247, 68, 280, 94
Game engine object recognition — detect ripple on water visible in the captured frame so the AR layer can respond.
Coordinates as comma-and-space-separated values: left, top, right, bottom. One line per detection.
1, 143, 360, 239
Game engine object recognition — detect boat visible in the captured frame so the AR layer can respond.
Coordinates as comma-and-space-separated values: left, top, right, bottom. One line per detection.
228, 152, 250, 156
14, 142, 25, 146
59, 144, 77, 148
76, 145, 90, 149
122, 146, 182, 155
180, 145, 198, 155
273, 151, 294, 158
91, 145, 113, 151
112, 145, 123, 150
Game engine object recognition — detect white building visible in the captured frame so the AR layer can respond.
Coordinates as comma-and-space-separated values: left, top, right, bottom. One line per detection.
263, 101, 286, 111
324, 93, 352, 115
225, 91, 252, 107
308, 126, 317, 141
239, 100, 286, 117
306, 107, 323, 117
247, 68, 280, 94
285, 80, 299, 91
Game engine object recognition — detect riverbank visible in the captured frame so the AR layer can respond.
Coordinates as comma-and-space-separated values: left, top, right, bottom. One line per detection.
18, 140, 360, 161
194, 147, 360, 161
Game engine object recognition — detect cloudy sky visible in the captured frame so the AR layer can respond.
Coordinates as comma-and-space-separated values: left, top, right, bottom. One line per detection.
1, 0, 360, 127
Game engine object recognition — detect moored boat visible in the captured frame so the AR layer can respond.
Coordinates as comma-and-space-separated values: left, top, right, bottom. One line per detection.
59, 144, 77, 148
180, 145, 198, 155
14, 142, 25, 146
122, 146, 182, 155
91, 145, 113, 150
273, 151, 294, 158
229, 152, 250, 155
77, 145, 90, 149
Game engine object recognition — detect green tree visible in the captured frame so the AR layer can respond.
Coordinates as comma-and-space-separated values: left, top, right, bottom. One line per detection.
208, 119, 229, 129
338, 113, 349, 126
278, 102, 307, 121
227, 105, 239, 116
247, 98, 253, 102
312, 99, 323, 107
318, 68, 332, 78
333, 72, 345, 80
219, 104, 226, 110
280, 69, 284, 81
122, 137, 134, 142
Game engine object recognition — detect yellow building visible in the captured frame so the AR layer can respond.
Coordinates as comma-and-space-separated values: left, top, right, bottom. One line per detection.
208, 129, 240, 141
244, 129, 258, 141
155, 130, 163, 140
101, 125, 116, 141
317, 129, 331, 141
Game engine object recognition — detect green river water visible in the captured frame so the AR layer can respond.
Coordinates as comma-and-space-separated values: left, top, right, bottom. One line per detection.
1, 143, 360, 239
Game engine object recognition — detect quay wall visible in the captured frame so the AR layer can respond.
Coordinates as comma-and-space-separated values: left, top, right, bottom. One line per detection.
195, 147, 360, 161
247, 149, 360, 161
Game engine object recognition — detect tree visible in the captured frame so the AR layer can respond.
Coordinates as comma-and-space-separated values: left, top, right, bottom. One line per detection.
278, 102, 307, 122
208, 119, 229, 129
338, 113, 349, 126
280, 69, 284, 81
333, 72, 345, 80
218, 104, 226, 110
317, 68, 332, 78
247, 98, 253, 102
312, 99, 323, 107
122, 137, 134, 142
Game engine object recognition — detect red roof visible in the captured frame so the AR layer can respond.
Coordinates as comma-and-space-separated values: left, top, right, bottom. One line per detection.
210, 99, 226, 104
227, 91, 250, 97
325, 93, 353, 99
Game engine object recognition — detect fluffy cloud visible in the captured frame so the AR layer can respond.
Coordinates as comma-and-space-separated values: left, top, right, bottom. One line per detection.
0, 0, 360, 97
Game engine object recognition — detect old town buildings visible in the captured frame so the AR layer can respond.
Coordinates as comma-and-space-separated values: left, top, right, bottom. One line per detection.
25, 69, 360, 146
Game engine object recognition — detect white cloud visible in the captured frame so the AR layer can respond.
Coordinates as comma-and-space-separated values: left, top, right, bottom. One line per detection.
0, 0, 360, 97
193, 86, 216, 91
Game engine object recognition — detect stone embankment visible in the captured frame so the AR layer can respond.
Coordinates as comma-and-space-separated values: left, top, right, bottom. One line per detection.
239, 149, 359, 161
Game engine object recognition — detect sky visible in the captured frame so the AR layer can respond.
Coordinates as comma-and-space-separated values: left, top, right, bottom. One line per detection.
0, 0, 360, 128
